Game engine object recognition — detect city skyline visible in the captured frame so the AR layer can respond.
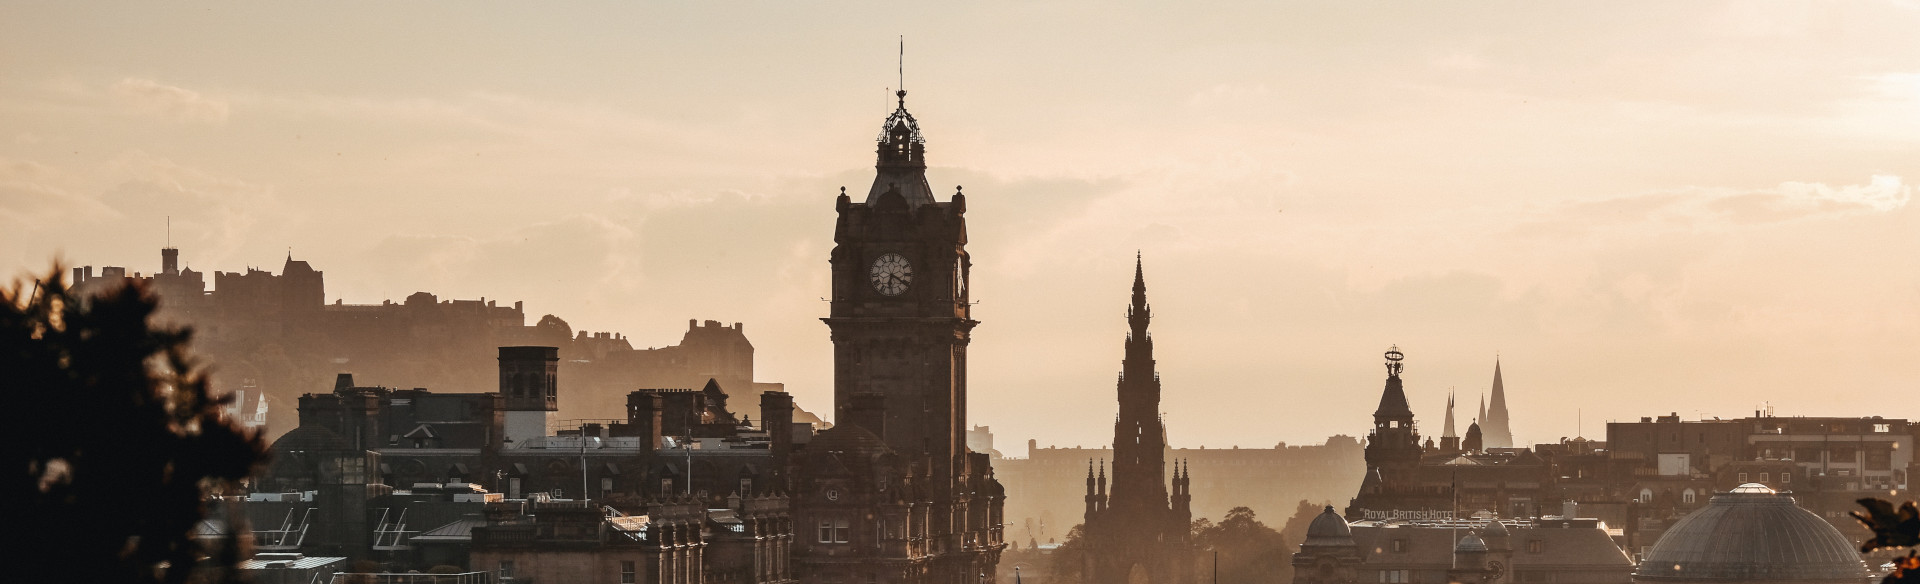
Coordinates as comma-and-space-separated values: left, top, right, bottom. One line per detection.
6, 2, 1920, 449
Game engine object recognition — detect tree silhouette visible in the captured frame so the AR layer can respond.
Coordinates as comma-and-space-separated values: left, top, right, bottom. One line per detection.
1193, 506, 1290, 584
3, 269, 268, 583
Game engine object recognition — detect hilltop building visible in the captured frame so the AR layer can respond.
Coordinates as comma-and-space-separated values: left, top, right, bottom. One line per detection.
68, 251, 797, 438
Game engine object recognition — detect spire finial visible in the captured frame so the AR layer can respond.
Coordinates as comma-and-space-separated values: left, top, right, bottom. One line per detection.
1384, 345, 1405, 377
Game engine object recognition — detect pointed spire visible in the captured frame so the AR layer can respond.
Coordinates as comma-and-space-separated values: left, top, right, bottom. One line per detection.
1128, 252, 1151, 337
1485, 357, 1513, 448
1442, 390, 1457, 439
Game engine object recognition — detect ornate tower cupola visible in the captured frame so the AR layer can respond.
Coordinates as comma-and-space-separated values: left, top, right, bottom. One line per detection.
867, 90, 937, 209
1348, 346, 1427, 519
1371, 347, 1416, 443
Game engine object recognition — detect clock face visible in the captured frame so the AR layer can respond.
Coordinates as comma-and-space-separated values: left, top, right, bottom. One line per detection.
869, 253, 913, 296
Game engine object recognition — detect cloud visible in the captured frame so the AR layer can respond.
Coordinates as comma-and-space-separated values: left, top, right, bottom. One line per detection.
1520, 175, 1910, 238
111, 78, 228, 124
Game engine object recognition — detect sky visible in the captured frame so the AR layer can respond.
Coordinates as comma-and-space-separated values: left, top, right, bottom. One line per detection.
4, 2, 1919, 452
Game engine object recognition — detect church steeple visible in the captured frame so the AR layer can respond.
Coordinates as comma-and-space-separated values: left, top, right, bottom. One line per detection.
1484, 358, 1514, 448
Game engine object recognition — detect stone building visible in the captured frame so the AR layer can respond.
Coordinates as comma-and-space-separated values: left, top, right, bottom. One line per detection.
1292, 505, 1633, 584
1346, 349, 1556, 523
470, 496, 795, 584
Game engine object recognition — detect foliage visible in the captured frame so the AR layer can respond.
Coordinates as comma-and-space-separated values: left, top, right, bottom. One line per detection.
1192, 506, 1291, 584
1266, 500, 1330, 583
1857, 497, 1920, 584
1047, 525, 1089, 584
2, 269, 268, 583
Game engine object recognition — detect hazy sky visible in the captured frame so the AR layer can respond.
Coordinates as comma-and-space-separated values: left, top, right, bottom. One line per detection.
5, 2, 1919, 451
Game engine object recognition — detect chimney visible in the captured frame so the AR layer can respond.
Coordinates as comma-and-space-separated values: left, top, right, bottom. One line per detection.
760, 391, 795, 490
497, 346, 559, 412
627, 391, 664, 450
847, 392, 887, 439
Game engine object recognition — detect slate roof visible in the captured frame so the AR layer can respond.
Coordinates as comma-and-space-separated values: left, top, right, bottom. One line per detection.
1375, 375, 1413, 418
411, 517, 485, 542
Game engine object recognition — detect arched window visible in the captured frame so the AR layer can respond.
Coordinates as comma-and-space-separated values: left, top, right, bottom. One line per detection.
1682, 489, 1697, 504
1638, 489, 1653, 504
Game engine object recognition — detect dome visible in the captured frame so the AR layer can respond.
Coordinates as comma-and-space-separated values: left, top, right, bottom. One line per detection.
1455, 533, 1488, 553
1483, 519, 1510, 538
1635, 484, 1869, 584
1304, 505, 1355, 546
270, 425, 350, 453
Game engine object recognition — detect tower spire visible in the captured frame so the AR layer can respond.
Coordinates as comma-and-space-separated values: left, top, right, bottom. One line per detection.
1111, 254, 1170, 511
1442, 389, 1457, 439
1484, 357, 1513, 448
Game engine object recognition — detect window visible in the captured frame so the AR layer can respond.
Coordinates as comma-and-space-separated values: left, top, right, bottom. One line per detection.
661, 478, 674, 494
622, 561, 636, 584
1869, 449, 1894, 471
1391, 539, 1407, 552
550, 488, 563, 498
1782, 472, 1792, 483
818, 518, 850, 543
1738, 472, 1748, 483
1759, 472, 1770, 483
1638, 489, 1653, 504
1876, 424, 1892, 433
499, 561, 515, 578
1379, 570, 1408, 583
741, 477, 753, 495
1528, 540, 1544, 553
1682, 489, 1696, 504
601, 477, 614, 494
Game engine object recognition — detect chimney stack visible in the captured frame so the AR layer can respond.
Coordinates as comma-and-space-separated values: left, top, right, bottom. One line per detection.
627, 391, 664, 450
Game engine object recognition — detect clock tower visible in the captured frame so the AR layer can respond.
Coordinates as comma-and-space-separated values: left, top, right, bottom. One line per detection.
809, 88, 1001, 584
824, 89, 974, 469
